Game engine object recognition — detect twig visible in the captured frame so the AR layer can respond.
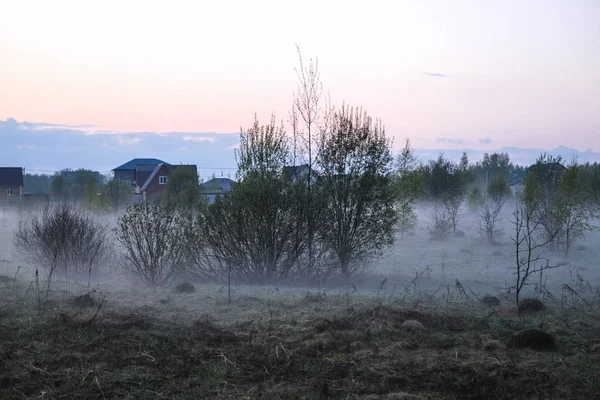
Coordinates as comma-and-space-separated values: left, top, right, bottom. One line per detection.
95, 376, 107, 400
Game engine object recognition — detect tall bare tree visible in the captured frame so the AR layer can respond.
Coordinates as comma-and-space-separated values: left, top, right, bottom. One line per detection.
290, 45, 328, 273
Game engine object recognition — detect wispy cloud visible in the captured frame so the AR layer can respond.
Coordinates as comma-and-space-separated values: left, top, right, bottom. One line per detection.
115, 136, 142, 145
436, 137, 464, 145
183, 136, 216, 143
480, 138, 492, 144
423, 72, 448, 77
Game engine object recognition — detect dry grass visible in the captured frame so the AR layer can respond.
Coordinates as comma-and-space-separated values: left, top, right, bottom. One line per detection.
1, 207, 600, 399
1, 278, 600, 400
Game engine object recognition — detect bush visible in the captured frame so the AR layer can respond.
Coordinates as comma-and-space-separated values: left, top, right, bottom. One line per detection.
114, 202, 187, 287
13, 203, 110, 289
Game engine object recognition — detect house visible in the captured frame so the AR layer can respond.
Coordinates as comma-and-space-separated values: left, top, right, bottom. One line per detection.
0, 167, 24, 203
137, 164, 199, 202
112, 158, 170, 187
200, 177, 235, 204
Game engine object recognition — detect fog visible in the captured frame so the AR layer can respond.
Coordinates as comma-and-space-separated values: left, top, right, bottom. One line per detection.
2, 200, 598, 305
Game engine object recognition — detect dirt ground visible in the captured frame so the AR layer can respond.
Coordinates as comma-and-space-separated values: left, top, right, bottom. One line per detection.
1, 278, 599, 400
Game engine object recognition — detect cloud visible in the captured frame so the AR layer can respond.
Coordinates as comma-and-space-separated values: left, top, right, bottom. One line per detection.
423, 72, 448, 77
479, 138, 492, 144
435, 137, 465, 145
183, 136, 216, 143
115, 136, 142, 145
3, 118, 600, 177
0, 118, 240, 177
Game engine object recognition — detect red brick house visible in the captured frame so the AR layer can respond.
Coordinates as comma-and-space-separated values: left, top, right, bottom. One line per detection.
0, 167, 24, 204
137, 163, 198, 201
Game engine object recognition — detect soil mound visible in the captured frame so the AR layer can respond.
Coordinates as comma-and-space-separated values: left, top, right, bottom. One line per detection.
507, 329, 556, 351
518, 298, 545, 314
70, 294, 98, 308
174, 281, 195, 294
481, 295, 500, 307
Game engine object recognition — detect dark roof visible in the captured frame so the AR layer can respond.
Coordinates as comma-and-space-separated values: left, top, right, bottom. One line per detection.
201, 178, 235, 193
113, 158, 170, 171
0, 167, 24, 187
167, 164, 198, 174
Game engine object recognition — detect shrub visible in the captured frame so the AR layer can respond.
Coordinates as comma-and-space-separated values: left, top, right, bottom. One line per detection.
114, 202, 187, 287
13, 203, 110, 291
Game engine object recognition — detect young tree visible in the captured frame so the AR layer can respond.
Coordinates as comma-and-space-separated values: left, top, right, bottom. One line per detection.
290, 45, 328, 275
103, 178, 132, 212
479, 175, 511, 244
530, 154, 567, 251
393, 139, 421, 238
509, 172, 564, 307
195, 115, 308, 283
554, 164, 596, 255
162, 165, 202, 216
83, 178, 99, 210
442, 191, 466, 235
317, 104, 397, 277
115, 202, 187, 287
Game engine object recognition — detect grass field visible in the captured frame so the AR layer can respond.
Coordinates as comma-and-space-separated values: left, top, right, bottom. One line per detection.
1, 206, 600, 399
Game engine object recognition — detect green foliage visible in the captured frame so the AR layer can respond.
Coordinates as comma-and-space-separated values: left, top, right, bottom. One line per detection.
393, 139, 421, 237
553, 164, 596, 254
162, 165, 202, 215
479, 176, 511, 244
317, 104, 397, 276
419, 154, 465, 202
23, 173, 52, 194
83, 178, 99, 210
102, 178, 132, 212
194, 115, 307, 282
467, 187, 483, 211
487, 175, 512, 202
115, 202, 186, 286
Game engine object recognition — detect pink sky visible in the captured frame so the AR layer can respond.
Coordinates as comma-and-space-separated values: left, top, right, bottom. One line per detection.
1, 0, 599, 152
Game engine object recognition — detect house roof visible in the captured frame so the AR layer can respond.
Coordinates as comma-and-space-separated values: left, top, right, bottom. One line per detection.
201, 177, 235, 193
0, 167, 24, 187
167, 164, 198, 174
140, 164, 166, 191
113, 158, 170, 171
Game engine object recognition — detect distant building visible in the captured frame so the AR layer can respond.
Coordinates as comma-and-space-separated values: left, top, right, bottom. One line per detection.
200, 177, 235, 204
112, 158, 170, 187
136, 164, 198, 202
0, 167, 24, 204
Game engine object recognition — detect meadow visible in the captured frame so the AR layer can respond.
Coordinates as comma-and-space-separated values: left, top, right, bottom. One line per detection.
1, 205, 599, 399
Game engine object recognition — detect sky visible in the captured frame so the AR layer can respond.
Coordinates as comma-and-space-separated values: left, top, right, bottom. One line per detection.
1, 0, 600, 157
